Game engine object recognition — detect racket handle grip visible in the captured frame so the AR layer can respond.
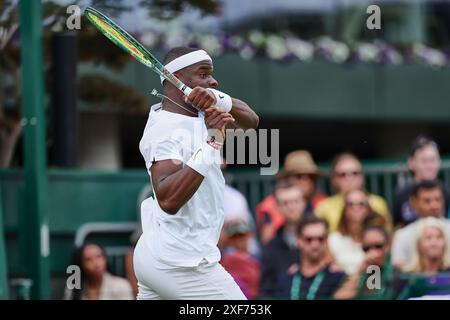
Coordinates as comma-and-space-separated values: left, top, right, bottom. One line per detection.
180, 85, 205, 117
181, 85, 192, 96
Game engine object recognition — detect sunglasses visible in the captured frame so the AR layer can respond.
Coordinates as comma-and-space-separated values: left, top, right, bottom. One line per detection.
335, 170, 362, 178
345, 201, 369, 208
303, 236, 327, 244
362, 243, 385, 252
278, 198, 301, 207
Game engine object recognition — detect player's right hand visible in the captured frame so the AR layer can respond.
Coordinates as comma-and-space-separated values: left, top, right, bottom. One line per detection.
204, 108, 234, 143
184, 87, 216, 112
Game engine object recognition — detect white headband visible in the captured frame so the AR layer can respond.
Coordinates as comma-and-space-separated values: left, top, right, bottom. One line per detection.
160, 50, 212, 84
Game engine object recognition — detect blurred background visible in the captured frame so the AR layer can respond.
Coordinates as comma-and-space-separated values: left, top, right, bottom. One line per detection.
2, 0, 450, 299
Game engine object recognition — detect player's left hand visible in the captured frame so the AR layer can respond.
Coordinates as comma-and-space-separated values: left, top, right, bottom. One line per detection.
205, 108, 234, 129
184, 87, 216, 112
205, 109, 234, 143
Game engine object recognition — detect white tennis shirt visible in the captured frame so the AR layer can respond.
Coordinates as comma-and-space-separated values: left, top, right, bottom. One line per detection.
139, 103, 225, 268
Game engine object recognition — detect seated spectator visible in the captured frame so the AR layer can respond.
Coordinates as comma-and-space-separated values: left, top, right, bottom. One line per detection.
329, 189, 388, 275
124, 183, 149, 298
64, 243, 134, 300
220, 220, 261, 299
402, 217, 450, 274
392, 180, 450, 269
259, 181, 306, 298
219, 159, 260, 258
124, 228, 141, 298
256, 150, 326, 244
393, 135, 450, 227
315, 152, 392, 233
277, 216, 346, 300
396, 217, 450, 299
334, 226, 395, 300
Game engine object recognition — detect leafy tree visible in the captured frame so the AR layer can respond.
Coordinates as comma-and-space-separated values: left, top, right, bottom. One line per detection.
0, 0, 219, 167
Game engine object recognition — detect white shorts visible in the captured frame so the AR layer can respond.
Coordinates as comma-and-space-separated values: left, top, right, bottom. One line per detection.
133, 236, 247, 300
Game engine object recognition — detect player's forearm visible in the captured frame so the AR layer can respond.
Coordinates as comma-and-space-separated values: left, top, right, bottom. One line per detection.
153, 167, 204, 214
229, 98, 259, 129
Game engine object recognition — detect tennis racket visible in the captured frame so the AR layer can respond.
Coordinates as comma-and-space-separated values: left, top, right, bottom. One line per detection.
84, 6, 192, 96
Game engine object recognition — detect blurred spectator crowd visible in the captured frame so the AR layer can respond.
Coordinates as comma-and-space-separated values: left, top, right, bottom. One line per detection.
65, 134, 450, 300
219, 134, 450, 300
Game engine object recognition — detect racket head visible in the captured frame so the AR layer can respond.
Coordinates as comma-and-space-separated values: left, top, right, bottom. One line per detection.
84, 7, 191, 95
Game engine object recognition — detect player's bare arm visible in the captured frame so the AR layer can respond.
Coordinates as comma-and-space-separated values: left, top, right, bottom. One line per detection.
181, 62, 259, 130
151, 160, 203, 215
229, 98, 259, 130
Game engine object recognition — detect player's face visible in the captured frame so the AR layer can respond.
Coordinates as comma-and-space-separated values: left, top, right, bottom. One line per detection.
409, 145, 441, 181
332, 158, 364, 193
419, 226, 446, 261
82, 244, 107, 279
177, 60, 218, 89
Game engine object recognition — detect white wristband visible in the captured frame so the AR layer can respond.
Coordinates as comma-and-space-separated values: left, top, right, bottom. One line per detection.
185, 141, 221, 177
208, 88, 233, 113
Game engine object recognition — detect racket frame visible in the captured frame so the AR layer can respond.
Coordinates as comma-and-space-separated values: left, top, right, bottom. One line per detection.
84, 6, 192, 96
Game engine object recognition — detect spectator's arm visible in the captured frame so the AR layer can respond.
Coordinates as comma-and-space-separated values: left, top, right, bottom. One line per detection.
259, 247, 276, 298
334, 251, 382, 300
124, 249, 138, 298
333, 272, 360, 299
260, 225, 275, 246
391, 230, 407, 269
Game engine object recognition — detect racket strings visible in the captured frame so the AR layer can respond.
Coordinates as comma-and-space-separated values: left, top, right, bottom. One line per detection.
150, 89, 200, 116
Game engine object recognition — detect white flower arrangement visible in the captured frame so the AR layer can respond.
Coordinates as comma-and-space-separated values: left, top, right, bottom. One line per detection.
133, 29, 449, 68
265, 34, 289, 60
286, 36, 314, 62
412, 43, 447, 68
315, 36, 350, 63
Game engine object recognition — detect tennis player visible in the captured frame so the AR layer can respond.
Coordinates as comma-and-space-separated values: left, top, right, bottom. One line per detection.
133, 47, 259, 299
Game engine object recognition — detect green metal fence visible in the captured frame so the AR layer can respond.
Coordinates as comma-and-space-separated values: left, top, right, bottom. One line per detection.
2, 158, 450, 298
230, 158, 450, 215
0, 184, 9, 299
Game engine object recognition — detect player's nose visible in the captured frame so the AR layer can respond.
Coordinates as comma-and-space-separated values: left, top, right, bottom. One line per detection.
208, 77, 218, 88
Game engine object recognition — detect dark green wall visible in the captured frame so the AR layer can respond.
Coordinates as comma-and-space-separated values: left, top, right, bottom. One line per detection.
1, 169, 148, 275
80, 55, 450, 122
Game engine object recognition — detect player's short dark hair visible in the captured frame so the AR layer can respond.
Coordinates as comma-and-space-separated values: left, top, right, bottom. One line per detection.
412, 179, 444, 198
297, 215, 329, 236
162, 46, 201, 65
409, 134, 439, 157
